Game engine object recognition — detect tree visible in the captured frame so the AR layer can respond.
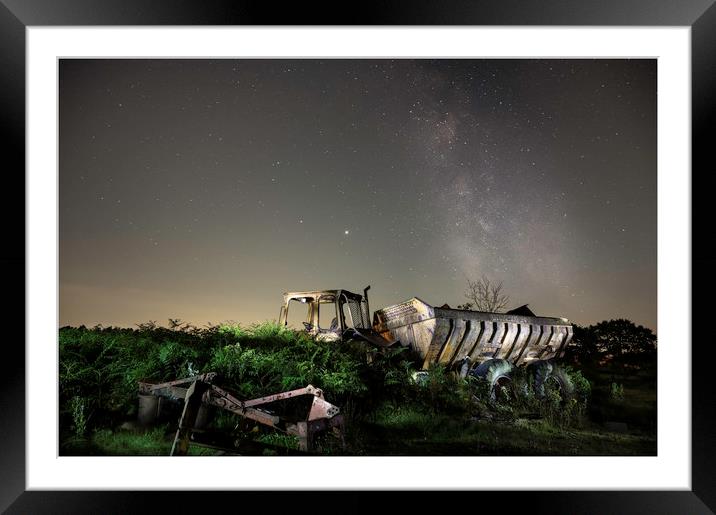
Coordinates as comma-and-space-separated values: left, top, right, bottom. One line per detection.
592, 319, 656, 359
564, 323, 601, 366
567, 319, 656, 367
462, 275, 510, 313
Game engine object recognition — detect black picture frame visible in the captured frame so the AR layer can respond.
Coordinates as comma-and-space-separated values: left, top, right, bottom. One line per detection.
2, 1, 713, 513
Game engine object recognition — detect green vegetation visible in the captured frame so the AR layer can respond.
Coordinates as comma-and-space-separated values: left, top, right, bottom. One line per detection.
610, 382, 625, 402
59, 320, 656, 456
62, 425, 216, 456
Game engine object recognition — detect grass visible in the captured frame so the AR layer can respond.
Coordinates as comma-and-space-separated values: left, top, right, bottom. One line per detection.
62, 425, 218, 456
354, 404, 655, 456
582, 361, 657, 434
59, 321, 656, 456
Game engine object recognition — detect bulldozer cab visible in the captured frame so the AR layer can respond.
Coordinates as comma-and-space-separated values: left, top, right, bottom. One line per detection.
279, 288, 371, 342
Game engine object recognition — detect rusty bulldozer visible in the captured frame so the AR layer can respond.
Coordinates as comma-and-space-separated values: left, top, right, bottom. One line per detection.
138, 285, 574, 455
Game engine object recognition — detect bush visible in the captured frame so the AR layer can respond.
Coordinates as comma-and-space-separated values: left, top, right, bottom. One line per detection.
69, 396, 88, 437
610, 382, 625, 402
206, 323, 369, 403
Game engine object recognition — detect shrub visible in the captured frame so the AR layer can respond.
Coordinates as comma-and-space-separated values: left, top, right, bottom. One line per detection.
567, 367, 592, 403
610, 382, 625, 402
69, 396, 88, 437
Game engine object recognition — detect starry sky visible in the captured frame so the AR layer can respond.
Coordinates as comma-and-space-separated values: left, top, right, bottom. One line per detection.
59, 59, 656, 331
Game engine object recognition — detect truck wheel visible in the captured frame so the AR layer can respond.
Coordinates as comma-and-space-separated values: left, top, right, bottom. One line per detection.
528, 360, 574, 401
528, 360, 553, 398
471, 359, 514, 403
546, 364, 575, 402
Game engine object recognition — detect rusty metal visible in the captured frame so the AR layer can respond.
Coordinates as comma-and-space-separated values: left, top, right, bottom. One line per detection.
278, 288, 573, 372
204, 385, 281, 427
140, 286, 574, 454
139, 374, 344, 454
373, 297, 574, 370
170, 379, 210, 456
278, 288, 371, 341
242, 384, 323, 407
278, 287, 395, 346
138, 372, 217, 395
285, 414, 345, 452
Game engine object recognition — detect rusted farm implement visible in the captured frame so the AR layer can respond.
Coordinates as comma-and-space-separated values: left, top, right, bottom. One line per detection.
138, 373, 344, 454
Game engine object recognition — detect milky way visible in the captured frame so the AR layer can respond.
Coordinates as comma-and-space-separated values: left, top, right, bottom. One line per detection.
59, 59, 656, 330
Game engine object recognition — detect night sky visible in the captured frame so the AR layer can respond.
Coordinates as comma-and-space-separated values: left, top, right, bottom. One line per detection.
59, 59, 656, 331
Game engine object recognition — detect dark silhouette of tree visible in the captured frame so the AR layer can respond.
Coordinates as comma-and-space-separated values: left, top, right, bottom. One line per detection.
566, 318, 656, 367
462, 275, 510, 313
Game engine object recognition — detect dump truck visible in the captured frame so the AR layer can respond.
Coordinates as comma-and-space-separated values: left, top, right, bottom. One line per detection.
278, 285, 575, 398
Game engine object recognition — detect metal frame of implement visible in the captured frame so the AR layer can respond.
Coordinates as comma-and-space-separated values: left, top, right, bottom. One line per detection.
138, 373, 345, 454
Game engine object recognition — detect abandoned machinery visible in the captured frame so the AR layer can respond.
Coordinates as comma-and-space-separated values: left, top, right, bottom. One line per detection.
138, 285, 574, 454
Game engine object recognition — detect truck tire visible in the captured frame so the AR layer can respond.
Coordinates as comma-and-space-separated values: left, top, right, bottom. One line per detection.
547, 364, 575, 402
471, 359, 514, 402
528, 360, 574, 401
528, 360, 553, 398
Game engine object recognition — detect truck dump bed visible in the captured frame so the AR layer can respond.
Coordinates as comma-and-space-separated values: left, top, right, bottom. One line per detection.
373, 298, 573, 370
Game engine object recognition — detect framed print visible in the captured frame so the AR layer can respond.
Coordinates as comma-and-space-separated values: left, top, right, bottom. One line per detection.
3, 1, 714, 513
